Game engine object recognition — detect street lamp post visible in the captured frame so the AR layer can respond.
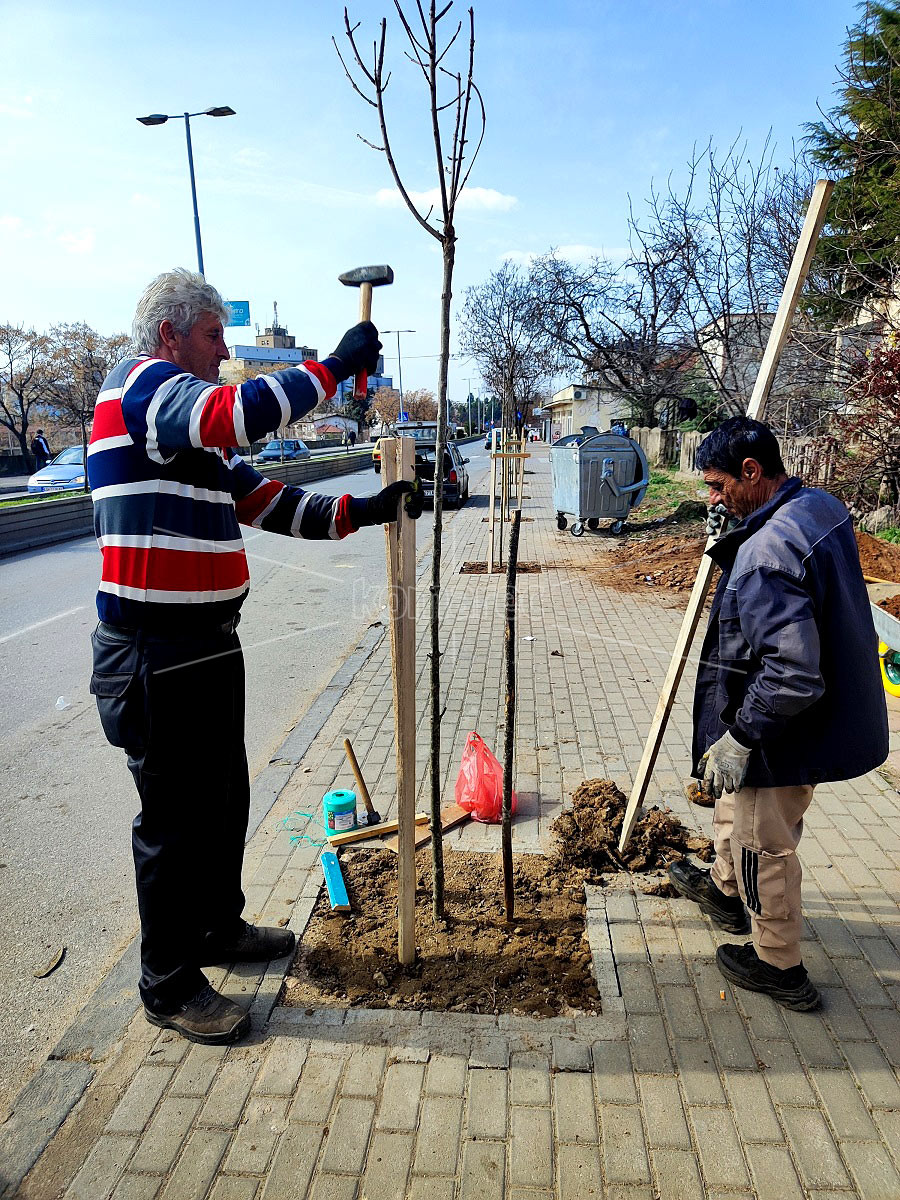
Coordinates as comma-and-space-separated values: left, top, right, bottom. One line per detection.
136, 106, 236, 276
382, 329, 414, 422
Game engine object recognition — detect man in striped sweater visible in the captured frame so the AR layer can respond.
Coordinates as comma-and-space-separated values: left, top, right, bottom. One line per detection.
89, 269, 421, 1044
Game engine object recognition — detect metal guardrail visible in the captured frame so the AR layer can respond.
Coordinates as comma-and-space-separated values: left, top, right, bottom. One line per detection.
0, 450, 375, 558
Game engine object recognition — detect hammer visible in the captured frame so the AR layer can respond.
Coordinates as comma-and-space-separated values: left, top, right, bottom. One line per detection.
338, 264, 394, 400
343, 737, 381, 825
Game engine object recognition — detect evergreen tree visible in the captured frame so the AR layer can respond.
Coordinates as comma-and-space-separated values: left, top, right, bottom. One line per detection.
807, 1, 900, 322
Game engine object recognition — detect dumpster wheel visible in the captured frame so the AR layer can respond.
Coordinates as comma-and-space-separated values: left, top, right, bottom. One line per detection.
571, 522, 584, 537
879, 641, 900, 698
587, 518, 600, 530
610, 519, 625, 535
556, 515, 567, 531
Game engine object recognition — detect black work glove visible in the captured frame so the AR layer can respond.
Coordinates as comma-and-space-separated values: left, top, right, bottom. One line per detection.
327, 321, 382, 383
354, 479, 424, 526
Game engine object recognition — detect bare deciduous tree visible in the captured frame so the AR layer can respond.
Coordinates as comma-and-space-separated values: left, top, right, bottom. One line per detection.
45, 324, 130, 488
458, 260, 559, 433
0, 325, 52, 469
336, 1, 485, 921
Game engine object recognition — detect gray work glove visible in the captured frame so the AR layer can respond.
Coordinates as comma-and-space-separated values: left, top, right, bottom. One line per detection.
699, 730, 751, 798
706, 502, 729, 540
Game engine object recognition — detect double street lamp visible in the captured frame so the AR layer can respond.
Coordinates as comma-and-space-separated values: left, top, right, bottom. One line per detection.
382, 329, 415, 422
136, 106, 236, 276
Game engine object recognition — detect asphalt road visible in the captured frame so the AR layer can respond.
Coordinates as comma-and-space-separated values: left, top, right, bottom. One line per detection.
0, 448, 489, 1115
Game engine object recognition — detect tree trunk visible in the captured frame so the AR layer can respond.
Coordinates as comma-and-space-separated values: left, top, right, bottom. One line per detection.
429, 234, 456, 922
502, 508, 521, 922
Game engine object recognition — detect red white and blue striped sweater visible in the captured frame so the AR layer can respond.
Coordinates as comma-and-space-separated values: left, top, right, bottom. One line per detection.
88, 354, 368, 631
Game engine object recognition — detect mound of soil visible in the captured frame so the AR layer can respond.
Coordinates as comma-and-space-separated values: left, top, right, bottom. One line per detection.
283, 848, 600, 1017
857, 531, 900, 582
551, 779, 714, 877
599, 534, 706, 595
878, 593, 900, 620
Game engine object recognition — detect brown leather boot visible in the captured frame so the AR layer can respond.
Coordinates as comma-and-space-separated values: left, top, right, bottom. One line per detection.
201, 920, 296, 966
145, 984, 250, 1045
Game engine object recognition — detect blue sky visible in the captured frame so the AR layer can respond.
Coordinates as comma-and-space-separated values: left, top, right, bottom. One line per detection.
0, 0, 856, 403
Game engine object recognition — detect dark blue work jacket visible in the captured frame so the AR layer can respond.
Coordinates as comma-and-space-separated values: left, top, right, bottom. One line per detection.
692, 477, 888, 788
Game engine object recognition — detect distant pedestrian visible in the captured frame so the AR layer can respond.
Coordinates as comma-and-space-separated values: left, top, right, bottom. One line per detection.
349, 429, 356, 447
31, 430, 51, 470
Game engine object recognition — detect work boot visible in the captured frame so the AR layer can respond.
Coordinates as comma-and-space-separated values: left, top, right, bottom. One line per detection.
668, 859, 750, 934
716, 943, 821, 1011
145, 984, 250, 1045
201, 920, 296, 966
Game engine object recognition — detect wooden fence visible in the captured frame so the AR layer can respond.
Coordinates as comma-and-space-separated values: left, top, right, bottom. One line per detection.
629, 427, 835, 486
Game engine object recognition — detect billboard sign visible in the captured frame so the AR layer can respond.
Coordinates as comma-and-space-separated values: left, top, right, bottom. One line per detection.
225, 300, 251, 327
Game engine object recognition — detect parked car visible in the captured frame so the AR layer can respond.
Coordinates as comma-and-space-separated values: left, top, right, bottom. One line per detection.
256, 438, 311, 463
414, 441, 470, 508
27, 445, 86, 492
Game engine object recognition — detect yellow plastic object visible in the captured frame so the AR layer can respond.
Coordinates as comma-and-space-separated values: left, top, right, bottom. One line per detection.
879, 641, 900, 698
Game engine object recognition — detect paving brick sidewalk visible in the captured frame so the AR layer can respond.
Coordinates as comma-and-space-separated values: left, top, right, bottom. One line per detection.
8, 450, 900, 1199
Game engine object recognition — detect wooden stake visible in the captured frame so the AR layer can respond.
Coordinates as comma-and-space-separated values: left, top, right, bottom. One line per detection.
618, 178, 835, 855
487, 428, 499, 573
383, 437, 417, 963
502, 508, 522, 922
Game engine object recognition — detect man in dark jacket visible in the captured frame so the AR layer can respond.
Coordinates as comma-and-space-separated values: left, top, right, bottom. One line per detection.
31, 429, 51, 470
669, 417, 887, 1010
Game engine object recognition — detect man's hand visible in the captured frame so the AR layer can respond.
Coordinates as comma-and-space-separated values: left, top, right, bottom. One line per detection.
366, 479, 424, 525
706, 502, 729, 540
700, 730, 752, 798
330, 322, 382, 383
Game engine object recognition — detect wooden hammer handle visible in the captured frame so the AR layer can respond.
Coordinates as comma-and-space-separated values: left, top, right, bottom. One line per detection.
343, 737, 375, 817
353, 283, 373, 400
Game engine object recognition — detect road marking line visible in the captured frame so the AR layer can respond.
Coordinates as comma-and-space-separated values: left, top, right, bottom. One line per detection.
0, 605, 88, 646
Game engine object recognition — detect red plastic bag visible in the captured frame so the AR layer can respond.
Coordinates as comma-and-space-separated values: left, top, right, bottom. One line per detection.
454, 731, 517, 824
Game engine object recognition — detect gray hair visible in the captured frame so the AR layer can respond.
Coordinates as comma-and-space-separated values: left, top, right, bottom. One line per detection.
131, 268, 230, 355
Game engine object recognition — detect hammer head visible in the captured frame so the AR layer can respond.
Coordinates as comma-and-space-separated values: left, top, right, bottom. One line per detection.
339, 264, 394, 288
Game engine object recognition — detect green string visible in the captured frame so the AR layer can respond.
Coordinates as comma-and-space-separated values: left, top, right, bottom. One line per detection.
280, 810, 329, 848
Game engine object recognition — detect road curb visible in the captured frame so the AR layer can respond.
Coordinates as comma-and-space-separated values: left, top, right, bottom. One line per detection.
0, 619, 387, 1198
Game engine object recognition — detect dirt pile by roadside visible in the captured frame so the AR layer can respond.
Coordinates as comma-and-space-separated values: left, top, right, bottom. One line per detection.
597, 534, 706, 596
551, 778, 714, 877
857, 531, 900, 582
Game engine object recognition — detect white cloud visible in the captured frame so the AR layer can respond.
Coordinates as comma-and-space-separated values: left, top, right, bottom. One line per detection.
58, 228, 95, 255
130, 193, 161, 211
0, 215, 24, 232
0, 95, 33, 119
375, 185, 518, 213
501, 243, 630, 266
233, 146, 270, 169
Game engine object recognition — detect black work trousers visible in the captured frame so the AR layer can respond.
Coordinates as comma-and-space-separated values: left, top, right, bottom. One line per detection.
90, 619, 249, 1014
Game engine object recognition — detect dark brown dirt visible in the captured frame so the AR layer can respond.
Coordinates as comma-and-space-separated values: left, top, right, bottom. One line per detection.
283, 848, 600, 1017
877, 593, 900, 620
593, 533, 706, 597
550, 779, 714, 878
685, 781, 715, 808
460, 561, 542, 574
857, 531, 900, 582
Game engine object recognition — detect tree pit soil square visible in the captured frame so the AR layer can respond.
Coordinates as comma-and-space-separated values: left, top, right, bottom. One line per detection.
460, 561, 542, 574
282, 848, 600, 1017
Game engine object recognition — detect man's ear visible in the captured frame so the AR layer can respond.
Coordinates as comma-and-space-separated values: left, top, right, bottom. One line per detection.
741, 457, 763, 483
157, 319, 179, 352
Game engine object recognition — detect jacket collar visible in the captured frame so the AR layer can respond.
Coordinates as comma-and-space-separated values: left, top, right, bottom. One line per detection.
706, 477, 803, 569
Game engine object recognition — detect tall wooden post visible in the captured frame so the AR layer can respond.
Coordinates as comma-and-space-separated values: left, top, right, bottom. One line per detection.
383, 437, 417, 963
487, 428, 499, 574
617, 178, 834, 854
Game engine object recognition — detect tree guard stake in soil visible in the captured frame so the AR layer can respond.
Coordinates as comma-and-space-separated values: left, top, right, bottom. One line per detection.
382, 437, 417, 964
618, 177, 835, 855
503, 508, 522, 921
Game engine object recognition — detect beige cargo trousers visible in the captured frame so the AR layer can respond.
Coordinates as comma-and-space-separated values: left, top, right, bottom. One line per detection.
710, 783, 815, 968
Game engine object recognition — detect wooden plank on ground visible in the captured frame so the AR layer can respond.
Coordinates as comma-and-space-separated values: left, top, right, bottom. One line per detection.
325, 812, 430, 847
381, 803, 471, 854
617, 177, 834, 855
